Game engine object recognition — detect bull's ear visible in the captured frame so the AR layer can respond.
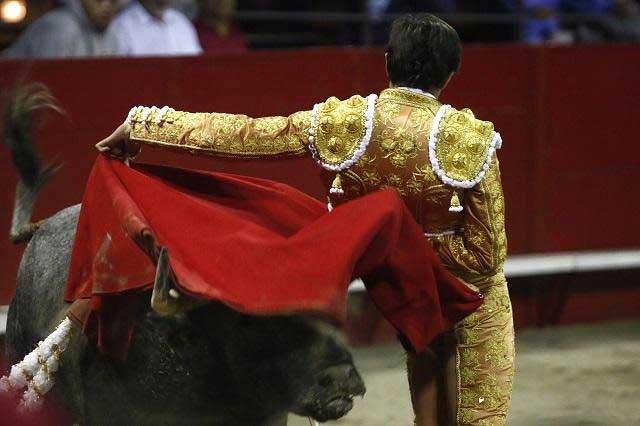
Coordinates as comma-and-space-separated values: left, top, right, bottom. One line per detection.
150, 246, 206, 316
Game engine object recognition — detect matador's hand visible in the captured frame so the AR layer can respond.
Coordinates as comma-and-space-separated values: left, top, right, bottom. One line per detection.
95, 122, 140, 160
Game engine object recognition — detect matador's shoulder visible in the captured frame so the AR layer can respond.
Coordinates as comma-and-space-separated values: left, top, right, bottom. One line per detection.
429, 105, 502, 189
308, 93, 378, 172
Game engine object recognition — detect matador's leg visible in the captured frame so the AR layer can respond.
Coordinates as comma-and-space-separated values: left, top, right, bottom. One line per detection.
451, 281, 515, 425
407, 339, 442, 426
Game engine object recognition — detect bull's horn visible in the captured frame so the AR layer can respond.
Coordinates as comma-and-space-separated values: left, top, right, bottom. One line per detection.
150, 247, 206, 316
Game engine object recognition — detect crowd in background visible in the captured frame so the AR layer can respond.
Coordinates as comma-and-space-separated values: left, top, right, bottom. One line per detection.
522, 0, 640, 43
2, 0, 246, 58
1, 0, 640, 59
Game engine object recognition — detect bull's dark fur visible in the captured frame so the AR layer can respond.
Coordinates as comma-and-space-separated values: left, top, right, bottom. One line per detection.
3, 86, 365, 425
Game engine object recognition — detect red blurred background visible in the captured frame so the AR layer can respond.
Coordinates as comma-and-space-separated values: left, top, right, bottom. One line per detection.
1, 45, 639, 308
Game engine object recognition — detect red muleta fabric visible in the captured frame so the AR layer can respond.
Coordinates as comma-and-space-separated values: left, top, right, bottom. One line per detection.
65, 156, 482, 355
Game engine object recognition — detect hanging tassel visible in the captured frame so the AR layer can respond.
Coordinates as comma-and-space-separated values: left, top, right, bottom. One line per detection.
449, 192, 463, 212
329, 173, 344, 195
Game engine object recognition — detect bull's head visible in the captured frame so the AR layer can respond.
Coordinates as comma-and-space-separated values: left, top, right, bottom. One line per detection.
203, 311, 367, 423
150, 247, 366, 422
285, 318, 367, 422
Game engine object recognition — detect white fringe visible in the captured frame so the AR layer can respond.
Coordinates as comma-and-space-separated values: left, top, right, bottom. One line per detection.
428, 105, 502, 189
139, 106, 155, 123
0, 318, 74, 413
126, 105, 175, 128
154, 106, 174, 124
307, 102, 320, 160
308, 94, 378, 172
124, 106, 139, 125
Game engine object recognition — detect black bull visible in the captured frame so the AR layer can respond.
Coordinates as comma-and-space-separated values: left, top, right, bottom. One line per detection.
3, 86, 365, 425
6, 203, 366, 425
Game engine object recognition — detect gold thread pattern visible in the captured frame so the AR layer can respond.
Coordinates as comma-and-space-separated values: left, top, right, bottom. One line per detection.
338, 90, 508, 277
455, 281, 515, 425
429, 156, 508, 278
130, 108, 310, 158
433, 107, 496, 185
312, 95, 370, 168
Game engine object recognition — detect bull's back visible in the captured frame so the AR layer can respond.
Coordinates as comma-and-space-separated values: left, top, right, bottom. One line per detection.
5, 204, 80, 362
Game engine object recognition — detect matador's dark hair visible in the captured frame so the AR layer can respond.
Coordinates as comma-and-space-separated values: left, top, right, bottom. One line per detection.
385, 14, 462, 92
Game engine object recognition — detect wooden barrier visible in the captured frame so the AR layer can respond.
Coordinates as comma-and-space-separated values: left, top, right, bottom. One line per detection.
1, 45, 640, 304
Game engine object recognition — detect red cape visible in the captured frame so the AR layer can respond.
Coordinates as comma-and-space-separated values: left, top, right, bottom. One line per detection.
65, 156, 482, 355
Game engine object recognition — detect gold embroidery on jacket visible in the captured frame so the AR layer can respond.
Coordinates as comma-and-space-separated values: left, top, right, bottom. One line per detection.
430, 157, 508, 278
378, 88, 440, 110
130, 109, 309, 157
344, 90, 507, 280
313, 95, 369, 168
435, 108, 496, 184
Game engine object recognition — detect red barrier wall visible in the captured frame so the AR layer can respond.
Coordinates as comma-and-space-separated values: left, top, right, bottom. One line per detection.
1, 46, 640, 304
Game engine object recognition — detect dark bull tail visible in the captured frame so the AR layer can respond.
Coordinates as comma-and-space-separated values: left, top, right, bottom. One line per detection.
2, 83, 64, 244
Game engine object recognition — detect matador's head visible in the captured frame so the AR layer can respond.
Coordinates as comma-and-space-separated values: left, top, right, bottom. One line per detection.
385, 14, 462, 96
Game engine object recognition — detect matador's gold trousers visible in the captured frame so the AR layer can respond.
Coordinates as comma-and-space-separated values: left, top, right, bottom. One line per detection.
407, 277, 515, 425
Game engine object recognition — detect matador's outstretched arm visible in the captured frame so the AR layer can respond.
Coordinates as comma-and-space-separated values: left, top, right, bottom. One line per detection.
128, 106, 312, 158
96, 106, 313, 159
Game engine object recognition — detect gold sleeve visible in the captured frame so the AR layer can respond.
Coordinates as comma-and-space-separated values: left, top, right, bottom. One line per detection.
127, 106, 311, 158
435, 156, 507, 279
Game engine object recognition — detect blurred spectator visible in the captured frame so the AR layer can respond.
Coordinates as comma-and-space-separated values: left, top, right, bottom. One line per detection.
195, 0, 246, 53
2, 0, 120, 59
603, 0, 640, 41
561, 0, 613, 13
573, 0, 640, 41
523, 0, 640, 43
522, 0, 572, 43
112, 0, 201, 56
560, 0, 613, 42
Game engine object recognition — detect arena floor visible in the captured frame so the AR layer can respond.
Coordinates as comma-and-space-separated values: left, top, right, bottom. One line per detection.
290, 320, 640, 426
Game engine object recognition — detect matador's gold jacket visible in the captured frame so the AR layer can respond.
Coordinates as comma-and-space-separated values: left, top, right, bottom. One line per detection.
127, 87, 507, 289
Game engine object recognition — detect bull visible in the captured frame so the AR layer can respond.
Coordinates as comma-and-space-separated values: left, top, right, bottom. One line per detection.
2, 85, 366, 425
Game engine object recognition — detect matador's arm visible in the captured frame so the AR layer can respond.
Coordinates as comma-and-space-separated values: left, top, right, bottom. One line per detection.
126, 106, 312, 158
425, 105, 507, 280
